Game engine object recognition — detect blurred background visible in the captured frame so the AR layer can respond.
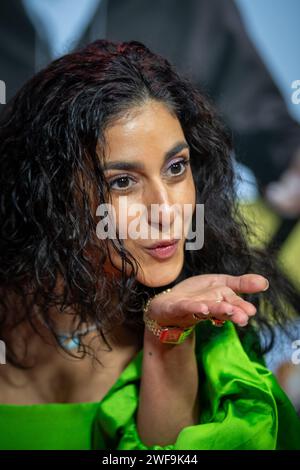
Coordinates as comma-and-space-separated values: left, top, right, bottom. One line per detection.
0, 0, 300, 413
235, 0, 300, 414
237, 0, 300, 122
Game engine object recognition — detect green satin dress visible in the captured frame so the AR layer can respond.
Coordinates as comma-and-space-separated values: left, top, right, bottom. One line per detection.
0, 320, 300, 450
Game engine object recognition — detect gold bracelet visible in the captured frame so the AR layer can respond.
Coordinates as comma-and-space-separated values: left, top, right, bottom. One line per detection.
143, 288, 195, 344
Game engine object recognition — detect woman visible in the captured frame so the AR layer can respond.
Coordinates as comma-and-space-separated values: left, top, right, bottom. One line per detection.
0, 39, 299, 450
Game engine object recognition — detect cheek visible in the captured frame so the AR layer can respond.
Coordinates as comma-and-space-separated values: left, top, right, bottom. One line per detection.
179, 176, 196, 235
111, 195, 145, 241
177, 174, 196, 207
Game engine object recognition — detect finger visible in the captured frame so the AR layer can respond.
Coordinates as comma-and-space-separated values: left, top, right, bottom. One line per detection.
184, 300, 245, 327
211, 273, 269, 294
151, 298, 209, 326
229, 308, 251, 326
203, 300, 235, 316
207, 307, 250, 327
203, 291, 256, 326
221, 291, 257, 316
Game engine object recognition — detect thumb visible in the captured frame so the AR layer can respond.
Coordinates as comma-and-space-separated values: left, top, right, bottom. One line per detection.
217, 273, 269, 294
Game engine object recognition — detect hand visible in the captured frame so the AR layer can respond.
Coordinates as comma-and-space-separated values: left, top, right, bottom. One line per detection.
146, 273, 269, 328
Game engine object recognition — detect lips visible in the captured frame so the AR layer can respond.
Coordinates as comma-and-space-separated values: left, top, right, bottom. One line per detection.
143, 239, 179, 260
145, 239, 178, 249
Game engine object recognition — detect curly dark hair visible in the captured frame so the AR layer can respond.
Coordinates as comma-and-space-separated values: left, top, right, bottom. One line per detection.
0, 39, 299, 367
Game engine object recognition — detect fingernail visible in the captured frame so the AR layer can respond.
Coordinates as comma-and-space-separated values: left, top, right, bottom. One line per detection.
193, 313, 203, 321
238, 320, 248, 327
263, 279, 269, 291
226, 310, 234, 316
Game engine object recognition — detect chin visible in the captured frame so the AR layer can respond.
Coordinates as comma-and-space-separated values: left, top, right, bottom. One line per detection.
137, 259, 184, 288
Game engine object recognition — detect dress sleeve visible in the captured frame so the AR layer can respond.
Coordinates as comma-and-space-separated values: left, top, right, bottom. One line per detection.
117, 417, 176, 450
116, 321, 300, 450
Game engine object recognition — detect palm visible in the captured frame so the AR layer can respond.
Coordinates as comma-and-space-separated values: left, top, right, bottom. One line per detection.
147, 273, 269, 328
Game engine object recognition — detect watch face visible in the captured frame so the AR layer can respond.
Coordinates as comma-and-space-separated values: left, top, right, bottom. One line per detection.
159, 327, 192, 344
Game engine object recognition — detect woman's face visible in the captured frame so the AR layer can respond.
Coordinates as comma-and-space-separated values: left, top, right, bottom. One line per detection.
101, 99, 196, 287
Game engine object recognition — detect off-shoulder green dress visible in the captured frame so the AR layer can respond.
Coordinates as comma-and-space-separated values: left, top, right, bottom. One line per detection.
0, 320, 300, 450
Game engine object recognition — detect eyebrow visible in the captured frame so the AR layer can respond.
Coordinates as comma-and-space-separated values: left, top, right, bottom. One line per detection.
104, 141, 190, 171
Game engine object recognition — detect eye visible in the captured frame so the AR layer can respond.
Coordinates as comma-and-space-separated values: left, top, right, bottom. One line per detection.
166, 158, 190, 177
108, 175, 136, 191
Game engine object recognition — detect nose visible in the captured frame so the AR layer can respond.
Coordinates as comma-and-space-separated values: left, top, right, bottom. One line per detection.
144, 180, 177, 235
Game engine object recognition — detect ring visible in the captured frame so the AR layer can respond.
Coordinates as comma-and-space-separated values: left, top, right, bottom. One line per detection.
209, 316, 226, 327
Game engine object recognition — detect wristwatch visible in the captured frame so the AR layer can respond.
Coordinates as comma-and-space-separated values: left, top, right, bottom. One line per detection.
143, 289, 195, 344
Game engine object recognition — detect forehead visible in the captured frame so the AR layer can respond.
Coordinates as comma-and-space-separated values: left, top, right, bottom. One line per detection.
103, 100, 186, 161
